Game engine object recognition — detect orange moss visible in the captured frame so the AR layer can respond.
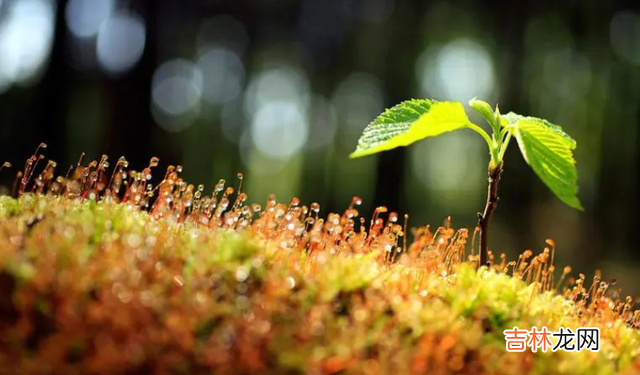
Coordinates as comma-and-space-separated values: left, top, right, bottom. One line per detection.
0, 145, 638, 374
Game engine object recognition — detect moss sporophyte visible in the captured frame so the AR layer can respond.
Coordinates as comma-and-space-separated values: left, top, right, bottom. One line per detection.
350, 98, 583, 268
0, 144, 639, 374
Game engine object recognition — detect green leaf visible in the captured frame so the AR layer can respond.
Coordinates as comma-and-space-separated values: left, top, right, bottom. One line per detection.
501, 112, 522, 126
469, 98, 498, 133
511, 115, 583, 210
349, 99, 470, 158
504, 113, 576, 149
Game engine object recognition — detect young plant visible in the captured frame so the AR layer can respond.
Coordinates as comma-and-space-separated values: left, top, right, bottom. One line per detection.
350, 98, 582, 267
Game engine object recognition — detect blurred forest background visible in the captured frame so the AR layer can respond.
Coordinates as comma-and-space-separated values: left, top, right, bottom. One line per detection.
0, 0, 639, 292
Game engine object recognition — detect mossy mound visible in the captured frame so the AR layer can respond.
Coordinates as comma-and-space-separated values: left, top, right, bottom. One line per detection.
0, 194, 638, 375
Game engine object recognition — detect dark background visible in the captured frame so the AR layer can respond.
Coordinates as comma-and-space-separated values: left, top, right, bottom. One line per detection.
0, 0, 639, 292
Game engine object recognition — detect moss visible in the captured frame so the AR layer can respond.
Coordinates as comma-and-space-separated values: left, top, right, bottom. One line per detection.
0, 194, 638, 374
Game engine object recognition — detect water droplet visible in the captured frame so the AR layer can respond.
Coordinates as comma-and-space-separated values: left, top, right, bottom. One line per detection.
351, 196, 362, 207
285, 276, 296, 290
235, 266, 249, 282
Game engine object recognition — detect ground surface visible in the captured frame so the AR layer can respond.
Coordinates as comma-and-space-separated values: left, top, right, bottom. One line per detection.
0, 194, 639, 375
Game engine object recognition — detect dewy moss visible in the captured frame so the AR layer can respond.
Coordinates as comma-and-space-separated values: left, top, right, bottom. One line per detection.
350, 98, 582, 267
0, 145, 637, 374
0, 194, 638, 374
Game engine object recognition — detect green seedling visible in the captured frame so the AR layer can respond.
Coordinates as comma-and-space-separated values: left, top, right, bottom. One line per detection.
350, 98, 582, 267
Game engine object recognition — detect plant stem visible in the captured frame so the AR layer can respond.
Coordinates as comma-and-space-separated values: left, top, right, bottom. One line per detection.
478, 162, 503, 268
497, 131, 512, 161
466, 123, 495, 153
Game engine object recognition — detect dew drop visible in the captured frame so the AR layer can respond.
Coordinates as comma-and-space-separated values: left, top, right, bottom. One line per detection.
352, 196, 362, 206
235, 266, 249, 282
285, 276, 296, 290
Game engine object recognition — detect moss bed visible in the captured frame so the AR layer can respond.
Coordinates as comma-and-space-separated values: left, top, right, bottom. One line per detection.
0, 192, 639, 374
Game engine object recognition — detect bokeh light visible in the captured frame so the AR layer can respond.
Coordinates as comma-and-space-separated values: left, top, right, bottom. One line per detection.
410, 131, 484, 208
96, 12, 146, 75
196, 46, 245, 105
151, 59, 203, 132
250, 101, 308, 159
306, 95, 337, 150
416, 39, 495, 102
332, 72, 384, 137
65, 0, 115, 39
610, 11, 640, 64
0, 0, 56, 93
244, 64, 311, 116
238, 63, 311, 177
244, 64, 310, 160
